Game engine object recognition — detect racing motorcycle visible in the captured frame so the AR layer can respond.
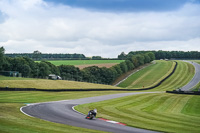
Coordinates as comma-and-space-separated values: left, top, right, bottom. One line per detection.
85, 112, 95, 120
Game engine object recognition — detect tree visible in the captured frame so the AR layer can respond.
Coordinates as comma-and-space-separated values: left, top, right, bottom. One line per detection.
148, 52, 155, 61
112, 64, 123, 77
2, 56, 12, 71
38, 62, 50, 78
125, 60, 135, 71
42, 61, 60, 75
21, 64, 31, 77
59, 65, 81, 81
109, 66, 118, 82
118, 52, 127, 60
32, 50, 42, 60
82, 66, 101, 83
119, 62, 128, 73
144, 53, 151, 63
0, 47, 5, 71
131, 56, 139, 67
92, 56, 102, 60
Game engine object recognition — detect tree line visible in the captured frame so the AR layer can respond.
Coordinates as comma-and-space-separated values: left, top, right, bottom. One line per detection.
5, 50, 86, 60
5, 51, 118, 60
0, 47, 155, 85
118, 50, 200, 60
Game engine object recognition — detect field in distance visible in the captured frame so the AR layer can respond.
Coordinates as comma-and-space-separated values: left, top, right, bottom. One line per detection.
45, 60, 124, 69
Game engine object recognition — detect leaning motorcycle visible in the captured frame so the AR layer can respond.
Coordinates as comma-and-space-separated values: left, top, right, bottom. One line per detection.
85, 112, 95, 120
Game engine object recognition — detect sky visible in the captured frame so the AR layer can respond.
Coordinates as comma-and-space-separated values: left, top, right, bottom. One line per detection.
0, 0, 200, 58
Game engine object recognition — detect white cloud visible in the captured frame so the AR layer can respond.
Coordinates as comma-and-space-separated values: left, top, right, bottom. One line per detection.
0, 0, 200, 57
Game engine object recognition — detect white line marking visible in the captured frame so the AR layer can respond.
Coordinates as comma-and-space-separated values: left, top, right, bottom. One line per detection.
107, 120, 119, 124
72, 105, 86, 116
20, 106, 34, 118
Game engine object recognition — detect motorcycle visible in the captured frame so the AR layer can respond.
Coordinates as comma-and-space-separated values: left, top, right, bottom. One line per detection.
85, 112, 95, 120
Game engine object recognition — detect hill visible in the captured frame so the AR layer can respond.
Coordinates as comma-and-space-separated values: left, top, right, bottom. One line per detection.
0, 76, 120, 90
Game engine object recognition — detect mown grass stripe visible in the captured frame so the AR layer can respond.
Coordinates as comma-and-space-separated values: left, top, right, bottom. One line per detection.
152, 61, 195, 91
76, 93, 200, 133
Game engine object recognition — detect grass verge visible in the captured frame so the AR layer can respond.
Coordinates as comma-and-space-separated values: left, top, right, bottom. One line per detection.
0, 76, 120, 89
118, 60, 174, 89
75, 93, 200, 133
152, 61, 195, 91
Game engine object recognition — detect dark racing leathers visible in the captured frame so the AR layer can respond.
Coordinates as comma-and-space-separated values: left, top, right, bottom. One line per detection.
88, 110, 96, 117
86, 110, 96, 119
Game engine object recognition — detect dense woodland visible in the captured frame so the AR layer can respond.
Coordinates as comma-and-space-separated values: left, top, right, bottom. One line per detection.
0, 47, 155, 84
118, 50, 200, 60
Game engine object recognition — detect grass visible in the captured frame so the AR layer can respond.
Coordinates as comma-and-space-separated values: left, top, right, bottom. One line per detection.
0, 76, 36, 80
0, 91, 128, 133
193, 60, 200, 65
118, 60, 175, 89
191, 82, 200, 91
0, 76, 120, 89
118, 60, 195, 91
151, 60, 195, 91
0, 60, 198, 132
41, 60, 124, 66
75, 93, 200, 133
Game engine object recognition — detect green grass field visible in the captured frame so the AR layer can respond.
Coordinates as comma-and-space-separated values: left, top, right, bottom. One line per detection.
0, 60, 198, 133
42, 60, 123, 66
118, 60, 195, 91
118, 60, 175, 88
76, 93, 200, 133
0, 76, 120, 89
193, 60, 200, 64
0, 91, 127, 133
152, 60, 195, 91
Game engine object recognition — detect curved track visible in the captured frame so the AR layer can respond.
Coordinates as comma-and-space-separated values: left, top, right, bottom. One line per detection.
181, 61, 200, 91
21, 92, 160, 133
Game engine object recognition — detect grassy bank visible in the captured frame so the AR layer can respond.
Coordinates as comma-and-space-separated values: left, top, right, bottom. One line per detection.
118, 60, 195, 91
118, 60, 174, 89
152, 61, 195, 91
193, 60, 200, 64
0, 91, 128, 133
0, 76, 120, 90
76, 93, 200, 133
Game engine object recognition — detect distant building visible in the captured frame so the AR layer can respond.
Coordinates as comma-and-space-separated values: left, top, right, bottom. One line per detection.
0, 71, 20, 77
49, 74, 62, 80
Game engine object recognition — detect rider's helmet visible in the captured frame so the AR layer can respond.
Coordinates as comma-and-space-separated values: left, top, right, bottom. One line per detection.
94, 109, 97, 113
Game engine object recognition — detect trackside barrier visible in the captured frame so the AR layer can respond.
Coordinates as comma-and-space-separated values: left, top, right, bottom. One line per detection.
0, 62, 178, 92
166, 90, 200, 95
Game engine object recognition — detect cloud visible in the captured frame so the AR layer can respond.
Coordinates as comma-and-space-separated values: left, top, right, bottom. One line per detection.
0, 0, 200, 57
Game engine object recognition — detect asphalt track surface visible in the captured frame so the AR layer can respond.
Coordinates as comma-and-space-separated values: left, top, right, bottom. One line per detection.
181, 61, 200, 91
20, 61, 200, 132
21, 92, 160, 133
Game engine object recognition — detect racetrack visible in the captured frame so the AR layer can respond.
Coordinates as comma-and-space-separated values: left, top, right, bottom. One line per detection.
20, 61, 200, 132
21, 92, 160, 133
181, 61, 200, 91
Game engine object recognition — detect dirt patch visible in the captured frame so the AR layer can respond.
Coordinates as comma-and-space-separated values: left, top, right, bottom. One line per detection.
75, 63, 118, 69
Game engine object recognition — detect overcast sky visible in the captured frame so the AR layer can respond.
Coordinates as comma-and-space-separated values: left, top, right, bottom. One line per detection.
0, 0, 200, 58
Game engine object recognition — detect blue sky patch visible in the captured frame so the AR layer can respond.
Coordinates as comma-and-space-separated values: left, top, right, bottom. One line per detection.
44, 0, 197, 12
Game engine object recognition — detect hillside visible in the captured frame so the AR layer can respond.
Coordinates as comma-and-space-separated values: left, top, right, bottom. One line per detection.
117, 60, 195, 91
0, 76, 120, 90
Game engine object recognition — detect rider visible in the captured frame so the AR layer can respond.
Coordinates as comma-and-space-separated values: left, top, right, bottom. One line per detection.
88, 109, 97, 117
